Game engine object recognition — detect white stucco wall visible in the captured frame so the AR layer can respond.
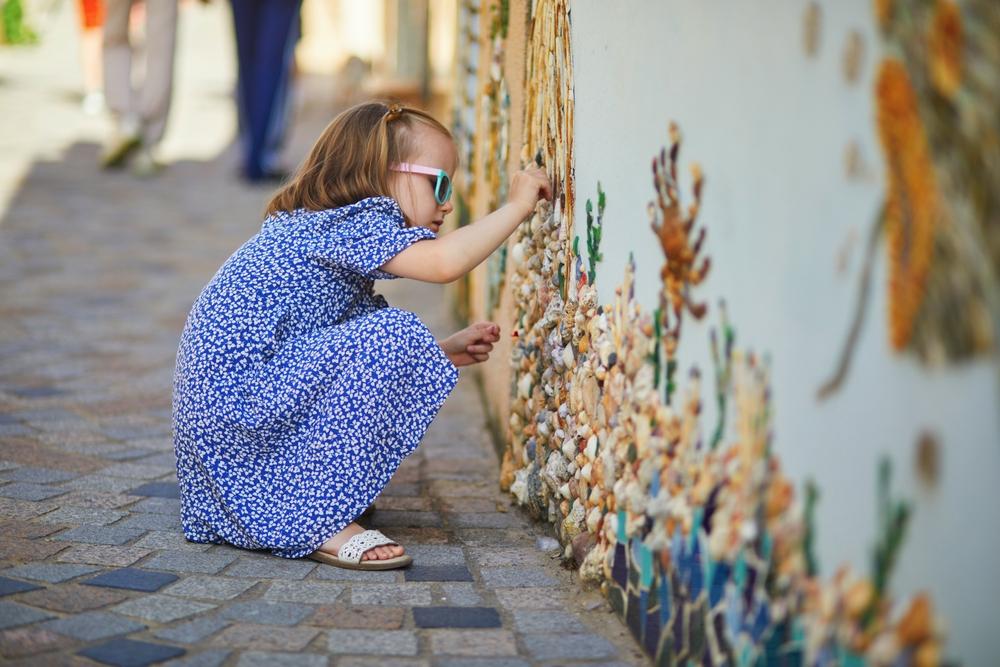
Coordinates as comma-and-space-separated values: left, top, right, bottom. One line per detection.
571, 1, 999, 663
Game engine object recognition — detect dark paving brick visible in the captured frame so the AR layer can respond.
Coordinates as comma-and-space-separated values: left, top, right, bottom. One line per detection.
218, 600, 314, 626
413, 606, 501, 629
78, 638, 185, 667
521, 633, 618, 661
129, 481, 181, 498
0, 601, 55, 629
0, 576, 42, 596
54, 525, 147, 545
42, 611, 145, 641
83, 568, 179, 592
404, 565, 473, 582
1, 563, 102, 583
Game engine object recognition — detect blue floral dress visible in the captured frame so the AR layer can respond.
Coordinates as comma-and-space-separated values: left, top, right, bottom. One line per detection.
172, 197, 458, 558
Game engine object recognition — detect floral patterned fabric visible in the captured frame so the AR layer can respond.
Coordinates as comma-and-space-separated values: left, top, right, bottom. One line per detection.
173, 197, 457, 558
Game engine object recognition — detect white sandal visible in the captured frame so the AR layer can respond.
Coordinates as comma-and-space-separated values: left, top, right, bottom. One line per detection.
308, 528, 412, 570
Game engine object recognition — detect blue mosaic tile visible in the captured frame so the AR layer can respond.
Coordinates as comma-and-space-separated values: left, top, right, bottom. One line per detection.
83, 568, 179, 592
404, 565, 473, 582
413, 606, 501, 628
77, 638, 185, 666
0, 576, 42, 596
128, 481, 180, 499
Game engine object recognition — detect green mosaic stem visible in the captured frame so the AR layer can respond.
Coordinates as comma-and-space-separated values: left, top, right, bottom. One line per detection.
709, 303, 734, 450
490, 0, 510, 39
804, 479, 820, 576
585, 183, 605, 284
866, 457, 911, 627
651, 306, 663, 389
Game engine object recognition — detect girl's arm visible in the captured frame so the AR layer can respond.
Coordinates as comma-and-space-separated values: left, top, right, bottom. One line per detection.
381, 167, 551, 283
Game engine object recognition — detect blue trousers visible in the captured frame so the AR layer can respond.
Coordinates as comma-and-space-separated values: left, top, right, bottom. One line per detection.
230, 0, 302, 180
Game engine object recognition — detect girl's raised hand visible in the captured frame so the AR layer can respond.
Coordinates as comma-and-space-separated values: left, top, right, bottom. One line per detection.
508, 167, 553, 218
439, 321, 501, 367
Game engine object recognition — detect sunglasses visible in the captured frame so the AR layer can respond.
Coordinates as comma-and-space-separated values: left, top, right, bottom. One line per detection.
390, 162, 453, 205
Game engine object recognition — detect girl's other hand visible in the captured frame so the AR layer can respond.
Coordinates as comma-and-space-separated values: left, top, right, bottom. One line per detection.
508, 167, 553, 218
439, 321, 501, 367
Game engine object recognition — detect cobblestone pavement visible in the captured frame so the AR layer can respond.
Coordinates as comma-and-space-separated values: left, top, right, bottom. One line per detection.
0, 4, 647, 666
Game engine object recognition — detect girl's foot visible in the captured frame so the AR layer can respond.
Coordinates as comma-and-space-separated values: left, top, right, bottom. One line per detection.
317, 522, 405, 562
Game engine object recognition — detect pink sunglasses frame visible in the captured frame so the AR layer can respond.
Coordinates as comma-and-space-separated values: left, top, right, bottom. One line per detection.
389, 162, 453, 205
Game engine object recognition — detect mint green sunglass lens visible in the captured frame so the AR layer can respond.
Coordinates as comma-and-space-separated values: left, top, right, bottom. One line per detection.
434, 172, 452, 205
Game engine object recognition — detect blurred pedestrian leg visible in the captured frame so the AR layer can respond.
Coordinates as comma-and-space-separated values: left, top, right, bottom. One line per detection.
77, 0, 106, 115
230, 0, 302, 182
101, 0, 178, 173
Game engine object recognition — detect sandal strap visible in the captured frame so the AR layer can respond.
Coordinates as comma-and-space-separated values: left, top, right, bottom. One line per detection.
338, 529, 399, 564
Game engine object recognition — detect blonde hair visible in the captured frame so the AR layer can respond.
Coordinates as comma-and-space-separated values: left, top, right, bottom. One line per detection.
265, 101, 454, 216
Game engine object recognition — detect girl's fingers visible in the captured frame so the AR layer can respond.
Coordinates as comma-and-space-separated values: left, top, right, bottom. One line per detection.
467, 343, 494, 354
472, 353, 489, 362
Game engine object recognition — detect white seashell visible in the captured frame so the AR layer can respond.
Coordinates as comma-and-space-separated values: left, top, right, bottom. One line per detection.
511, 242, 525, 266
580, 462, 592, 480
561, 344, 574, 368
584, 435, 598, 459
559, 482, 571, 499
586, 506, 603, 533
518, 374, 532, 399
561, 439, 576, 459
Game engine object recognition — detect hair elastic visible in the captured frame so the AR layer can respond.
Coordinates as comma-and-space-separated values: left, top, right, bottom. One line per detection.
384, 103, 404, 121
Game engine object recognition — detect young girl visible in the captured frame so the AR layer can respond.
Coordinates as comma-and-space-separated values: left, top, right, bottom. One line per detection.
173, 101, 551, 570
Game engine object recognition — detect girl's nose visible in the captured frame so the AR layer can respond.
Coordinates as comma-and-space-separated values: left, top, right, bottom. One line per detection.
441, 199, 454, 215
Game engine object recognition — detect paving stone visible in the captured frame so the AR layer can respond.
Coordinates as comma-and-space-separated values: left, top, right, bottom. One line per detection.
262, 581, 345, 604
374, 496, 433, 511
1, 563, 102, 583
83, 568, 179, 592
56, 544, 151, 567
350, 583, 432, 606
162, 648, 231, 667
134, 531, 211, 552
208, 623, 320, 651
36, 505, 128, 526
77, 638, 185, 667
101, 462, 174, 480
223, 556, 316, 580
379, 482, 421, 497
62, 475, 141, 494
218, 601, 314, 626
114, 512, 183, 531
520, 633, 618, 660
129, 481, 181, 498
16, 583, 130, 613
478, 567, 557, 588
445, 513, 523, 529
493, 588, 569, 610
510, 609, 586, 633
437, 497, 503, 513
112, 594, 216, 623
0, 537, 68, 561
54, 525, 146, 545
404, 565, 473, 582
143, 551, 238, 575
58, 490, 140, 510
0, 625, 79, 658
104, 447, 158, 462
153, 616, 230, 644
0, 497, 60, 522
235, 651, 327, 667
327, 629, 418, 656
435, 583, 483, 607
0, 601, 55, 629
306, 605, 405, 629
0, 483, 68, 501
370, 510, 444, 528
130, 497, 182, 515
339, 659, 430, 667
0, 519, 63, 539
312, 566, 398, 583
426, 629, 519, 657
162, 576, 257, 601
0, 576, 42, 596
403, 545, 467, 566
1, 467, 78, 484
432, 660, 529, 667
413, 606, 501, 629
42, 611, 145, 640
0, 424, 35, 437
466, 547, 546, 569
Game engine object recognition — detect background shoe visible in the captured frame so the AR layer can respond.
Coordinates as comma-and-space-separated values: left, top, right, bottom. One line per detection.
82, 91, 105, 116
101, 132, 141, 169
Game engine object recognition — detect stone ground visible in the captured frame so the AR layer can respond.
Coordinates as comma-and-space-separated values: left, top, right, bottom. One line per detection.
0, 3, 647, 666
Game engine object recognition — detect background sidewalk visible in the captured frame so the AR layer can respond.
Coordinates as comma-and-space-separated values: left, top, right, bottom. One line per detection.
0, 3, 646, 665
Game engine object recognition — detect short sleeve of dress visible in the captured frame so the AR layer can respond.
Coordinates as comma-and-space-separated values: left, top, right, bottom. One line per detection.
307, 197, 436, 280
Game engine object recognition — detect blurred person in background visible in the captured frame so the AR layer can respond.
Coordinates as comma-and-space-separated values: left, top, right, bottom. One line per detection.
77, 0, 105, 115
101, 0, 178, 176
230, 0, 302, 183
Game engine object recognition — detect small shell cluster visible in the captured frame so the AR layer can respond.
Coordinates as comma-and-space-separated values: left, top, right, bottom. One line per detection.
482, 0, 511, 313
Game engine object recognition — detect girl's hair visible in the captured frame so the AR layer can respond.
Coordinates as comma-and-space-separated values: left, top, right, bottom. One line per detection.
265, 101, 454, 216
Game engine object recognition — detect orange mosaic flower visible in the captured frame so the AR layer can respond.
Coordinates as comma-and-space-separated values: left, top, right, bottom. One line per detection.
875, 59, 940, 350
874, 0, 893, 31
928, 0, 963, 98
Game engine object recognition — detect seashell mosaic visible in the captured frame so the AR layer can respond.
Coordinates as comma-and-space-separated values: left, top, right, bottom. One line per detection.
455, 0, 952, 664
